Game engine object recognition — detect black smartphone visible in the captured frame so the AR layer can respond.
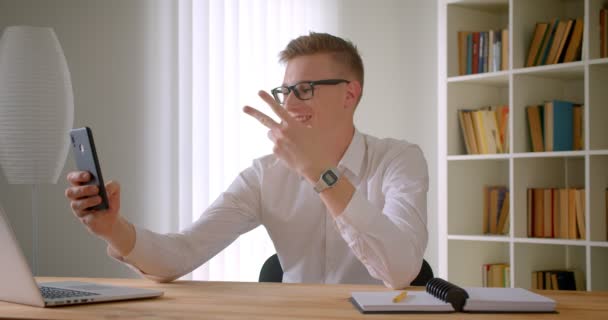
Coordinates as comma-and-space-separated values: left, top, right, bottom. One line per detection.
69, 127, 109, 211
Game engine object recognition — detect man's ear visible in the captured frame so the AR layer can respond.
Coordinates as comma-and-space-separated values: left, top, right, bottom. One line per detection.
344, 80, 362, 110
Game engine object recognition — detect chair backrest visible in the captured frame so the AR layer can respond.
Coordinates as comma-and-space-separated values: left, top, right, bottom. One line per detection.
259, 254, 434, 286
258, 253, 283, 282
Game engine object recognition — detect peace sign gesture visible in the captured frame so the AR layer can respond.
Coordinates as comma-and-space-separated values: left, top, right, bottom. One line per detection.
243, 90, 334, 184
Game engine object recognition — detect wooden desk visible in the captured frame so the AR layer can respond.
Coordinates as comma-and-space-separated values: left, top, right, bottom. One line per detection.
0, 277, 606, 319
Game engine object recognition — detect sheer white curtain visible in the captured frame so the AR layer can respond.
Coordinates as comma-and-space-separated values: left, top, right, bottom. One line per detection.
178, 0, 336, 281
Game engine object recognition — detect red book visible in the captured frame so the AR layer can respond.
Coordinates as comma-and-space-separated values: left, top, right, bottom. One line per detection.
472, 32, 480, 74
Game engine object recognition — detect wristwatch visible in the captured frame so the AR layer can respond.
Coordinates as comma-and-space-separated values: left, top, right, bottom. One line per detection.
313, 167, 341, 193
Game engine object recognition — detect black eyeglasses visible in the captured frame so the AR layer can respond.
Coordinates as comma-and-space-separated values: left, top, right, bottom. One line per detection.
271, 79, 350, 105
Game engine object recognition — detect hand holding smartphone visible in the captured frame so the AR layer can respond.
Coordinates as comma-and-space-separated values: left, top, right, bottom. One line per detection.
69, 127, 109, 211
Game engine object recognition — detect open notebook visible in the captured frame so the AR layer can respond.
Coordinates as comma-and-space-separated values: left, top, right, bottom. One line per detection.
351, 278, 556, 313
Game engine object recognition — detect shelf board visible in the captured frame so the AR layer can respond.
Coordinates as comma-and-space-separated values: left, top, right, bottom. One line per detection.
447, 154, 509, 161
447, 71, 509, 86
448, 234, 510, 242
447, 235, 590, 246
513, 237, 587, 246
589, 58, 608, 66
512, 62, 585, 80
590, 241, 608, 248
512, 151, 586, 158
589, 150, 608, 156
447, 0, 508, 13
447, 151, 588, 160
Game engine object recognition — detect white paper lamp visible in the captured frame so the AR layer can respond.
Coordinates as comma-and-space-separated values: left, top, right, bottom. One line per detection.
0, 26, 74, 184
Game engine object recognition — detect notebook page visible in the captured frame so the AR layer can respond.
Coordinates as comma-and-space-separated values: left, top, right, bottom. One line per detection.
463, 287, 556, 312
351, 291, 455, 312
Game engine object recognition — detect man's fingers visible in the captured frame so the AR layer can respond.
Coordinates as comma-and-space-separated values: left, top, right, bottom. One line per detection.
106, 180, 120, 196
67, 171, 91, 186
65, 185, 99, 199
258, 91, 295, 125
71, 196, 102, 215
243, 106, 279, 129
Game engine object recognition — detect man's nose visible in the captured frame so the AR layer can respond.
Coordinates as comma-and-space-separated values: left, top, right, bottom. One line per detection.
283, 91, 301, 109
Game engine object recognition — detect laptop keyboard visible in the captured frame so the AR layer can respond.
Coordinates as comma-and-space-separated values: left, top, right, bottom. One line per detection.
40, 286, 100, 300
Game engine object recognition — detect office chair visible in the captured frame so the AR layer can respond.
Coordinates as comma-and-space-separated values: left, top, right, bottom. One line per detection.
259, 253, 434, 286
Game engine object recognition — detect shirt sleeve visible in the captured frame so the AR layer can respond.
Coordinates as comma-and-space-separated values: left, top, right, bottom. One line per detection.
334, 144, 428, 289
107, 162, 263, 282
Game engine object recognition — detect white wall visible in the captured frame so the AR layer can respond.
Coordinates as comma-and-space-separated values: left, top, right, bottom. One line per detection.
335, 0, 439, 272
0, 0, 180, 278
0, 0, 438, 278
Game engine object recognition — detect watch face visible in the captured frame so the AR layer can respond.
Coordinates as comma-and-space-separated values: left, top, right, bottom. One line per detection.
322, 171, 339, 186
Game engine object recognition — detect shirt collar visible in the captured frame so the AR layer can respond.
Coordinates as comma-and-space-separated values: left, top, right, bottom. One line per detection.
338, 129, 365, 178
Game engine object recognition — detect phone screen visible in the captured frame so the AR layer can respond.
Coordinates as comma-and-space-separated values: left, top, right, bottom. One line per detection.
69, 127, 109, 211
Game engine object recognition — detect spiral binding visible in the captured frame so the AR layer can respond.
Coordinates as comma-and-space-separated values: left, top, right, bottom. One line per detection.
425, 278, 469, 312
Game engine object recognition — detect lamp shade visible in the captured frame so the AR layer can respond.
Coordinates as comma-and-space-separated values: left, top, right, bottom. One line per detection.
0, 26, 74, 184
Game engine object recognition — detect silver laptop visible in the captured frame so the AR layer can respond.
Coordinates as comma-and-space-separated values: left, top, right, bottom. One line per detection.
0, 205, 163, 307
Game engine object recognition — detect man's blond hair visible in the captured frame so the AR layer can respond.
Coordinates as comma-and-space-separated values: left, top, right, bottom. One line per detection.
279, 32, 364, 104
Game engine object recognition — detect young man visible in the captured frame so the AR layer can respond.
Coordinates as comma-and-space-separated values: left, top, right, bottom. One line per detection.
65, 32, 428, 289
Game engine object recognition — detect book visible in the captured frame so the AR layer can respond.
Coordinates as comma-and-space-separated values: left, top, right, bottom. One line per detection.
534, 188, 545, 237
526, 105, 544, 152
563, 18, 584, 62
545, 100, 575, 152
497, 191, 510, 234
458, 110, 473, 154
351, 278, 556, 313
495, 105, 509, 152
501, 29, 508, 70
600, 9, 608, 58
463, 111, 479, 154
472, 110, 488, 154
527, 189, 534, 237
546, 20, 569, 65
473, 32, 480, 74
554, 19, 574, 64
559, 188, 569, 239
568, 188, 577, 239
537, 18, 560, 66
575, 189, 585, 239
573, 105, 583, 150
526, 23, 550, 67
467, 33, 473, 74
602, 9, 606, 58
458, 31, 471, 75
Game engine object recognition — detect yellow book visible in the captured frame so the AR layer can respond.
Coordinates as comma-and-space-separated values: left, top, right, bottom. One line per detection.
575, 189, 585, 239
497, 191, 510, 235
458, 111, 473, 154
472, 111, 488, 154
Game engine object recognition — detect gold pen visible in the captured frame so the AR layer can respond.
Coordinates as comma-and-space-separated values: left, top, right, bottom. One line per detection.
392, 291, 408, 303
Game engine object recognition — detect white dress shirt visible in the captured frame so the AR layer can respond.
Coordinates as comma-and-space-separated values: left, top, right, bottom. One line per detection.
109, 129, 428, 289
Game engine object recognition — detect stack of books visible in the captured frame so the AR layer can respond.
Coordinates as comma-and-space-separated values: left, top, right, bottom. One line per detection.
483, 186, 509, 235
482, 263, 510, 288
458, 106, 509, 154
526, 100, 584, 152
526, 188, 585, 239
458, 29, 509, 75
525, 18, 584, 67
532, 270, 581, 291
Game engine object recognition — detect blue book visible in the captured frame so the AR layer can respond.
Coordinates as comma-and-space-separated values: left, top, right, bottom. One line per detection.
551, 100, 574, 151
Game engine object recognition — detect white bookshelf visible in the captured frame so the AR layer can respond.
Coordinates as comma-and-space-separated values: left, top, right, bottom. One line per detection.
438, 0, 608, 291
